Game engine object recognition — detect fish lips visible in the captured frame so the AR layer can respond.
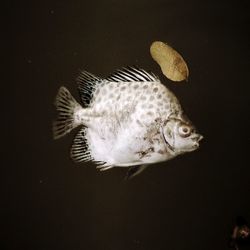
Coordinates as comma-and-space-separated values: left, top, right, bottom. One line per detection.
192, 134, 203, 149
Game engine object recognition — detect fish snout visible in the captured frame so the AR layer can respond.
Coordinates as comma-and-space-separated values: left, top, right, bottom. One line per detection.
197, 134, 203, 142
192, 134, 203, 148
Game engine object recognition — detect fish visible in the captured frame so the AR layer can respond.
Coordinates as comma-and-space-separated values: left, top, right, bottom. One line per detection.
53, 66, 203, 179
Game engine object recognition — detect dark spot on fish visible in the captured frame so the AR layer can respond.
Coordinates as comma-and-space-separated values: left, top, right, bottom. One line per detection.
140, 95, 146, 101
95, 89, 100, 95
157, 101, 163, 106
140, 114, 145, 119
96, 97, 102, 102
134, 84, 139, 89
101, 110, 107, 116
166, 128, 172, 138
153, 87, 158, 92
164, 104, 170, 109
138, 151, 147, 158
161, 111, 168, 117
137, 147, 154, 158
154, 138, 161, 144
149, 96, 154, 101
143, 85, 148, 89
157, 149, 164, 155
155, 117, 162, 123
157, 94, 162, 99
109, 93, 114, 98
116, 95, 121, 101
149, 147, 154, 152
163, 119, 168, 126
136, 119, 143, 127
108, 83, 114, 89
102, 88, 107, 95
121, 86, 126, 91
148, 104, 154, 109
147, 111, 153, 116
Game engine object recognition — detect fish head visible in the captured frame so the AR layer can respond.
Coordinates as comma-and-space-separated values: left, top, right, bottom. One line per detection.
162, 118, 203, 154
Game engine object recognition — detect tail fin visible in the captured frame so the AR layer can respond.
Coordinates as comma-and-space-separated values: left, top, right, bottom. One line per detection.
53, 86, 82, 139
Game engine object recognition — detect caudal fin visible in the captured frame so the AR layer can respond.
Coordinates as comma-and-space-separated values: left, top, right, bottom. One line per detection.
53, 86, 82, 139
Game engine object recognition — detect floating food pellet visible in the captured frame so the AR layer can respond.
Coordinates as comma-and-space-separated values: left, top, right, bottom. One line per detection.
150, 41, 189, 82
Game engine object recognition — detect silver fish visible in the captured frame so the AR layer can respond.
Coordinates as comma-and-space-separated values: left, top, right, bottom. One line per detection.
53, 67, 203, 179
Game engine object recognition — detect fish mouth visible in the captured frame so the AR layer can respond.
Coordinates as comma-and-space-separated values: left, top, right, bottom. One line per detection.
191, 134, 203, 150
193, 134, 203, 144
198, 135, 204, 142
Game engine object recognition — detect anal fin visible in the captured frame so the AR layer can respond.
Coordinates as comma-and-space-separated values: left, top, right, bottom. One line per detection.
70, 127, 93, 162
125, 165, 148, 180
96, 163, 114, 171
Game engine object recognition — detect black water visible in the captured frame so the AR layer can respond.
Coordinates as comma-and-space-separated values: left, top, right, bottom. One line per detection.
4, 0, 250, 249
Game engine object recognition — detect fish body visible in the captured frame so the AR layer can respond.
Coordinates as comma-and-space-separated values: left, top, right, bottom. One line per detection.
53, 67, 203, 178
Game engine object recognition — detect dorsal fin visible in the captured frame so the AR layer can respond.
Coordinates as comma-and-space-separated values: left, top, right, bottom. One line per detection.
76, 71, 102, 107
70, 127, 93, 162
105, 66, 159, 83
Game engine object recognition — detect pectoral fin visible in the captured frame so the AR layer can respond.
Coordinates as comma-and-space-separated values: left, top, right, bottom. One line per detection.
125, 165, 148, 180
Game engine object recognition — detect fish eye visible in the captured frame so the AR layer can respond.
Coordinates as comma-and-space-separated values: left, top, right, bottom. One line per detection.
178, 125, 191, 137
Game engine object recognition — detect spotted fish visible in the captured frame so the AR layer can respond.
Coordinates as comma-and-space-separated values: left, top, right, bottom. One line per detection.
53, 67, 203, 179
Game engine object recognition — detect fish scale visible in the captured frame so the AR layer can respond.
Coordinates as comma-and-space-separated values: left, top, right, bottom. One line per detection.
53, 67, 203, 179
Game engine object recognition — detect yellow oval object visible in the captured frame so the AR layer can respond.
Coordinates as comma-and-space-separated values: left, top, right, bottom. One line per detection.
150, 41, 189, 82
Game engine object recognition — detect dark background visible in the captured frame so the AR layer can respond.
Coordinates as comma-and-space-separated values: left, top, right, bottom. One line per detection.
4, 0, 250, 249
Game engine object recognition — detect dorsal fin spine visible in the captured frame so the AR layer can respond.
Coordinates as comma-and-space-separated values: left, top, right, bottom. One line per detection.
105, 66, 159, 83
77, 70, 101, 107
